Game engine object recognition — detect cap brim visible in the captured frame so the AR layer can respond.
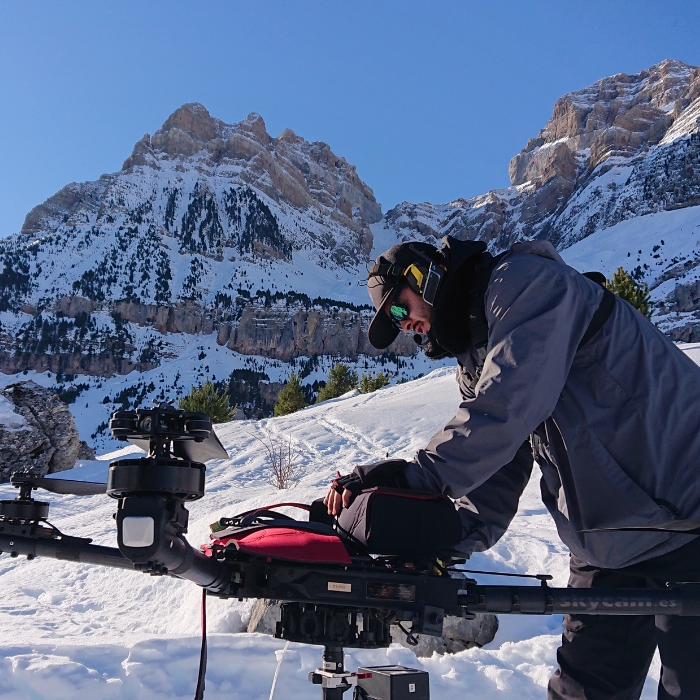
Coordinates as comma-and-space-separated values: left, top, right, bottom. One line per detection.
368, 286, 401, 350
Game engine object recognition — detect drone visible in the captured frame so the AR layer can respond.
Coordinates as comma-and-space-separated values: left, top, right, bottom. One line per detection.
1, 403, 699, 700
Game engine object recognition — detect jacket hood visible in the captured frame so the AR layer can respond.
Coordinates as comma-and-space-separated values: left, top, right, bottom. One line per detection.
425, 237, 489, 358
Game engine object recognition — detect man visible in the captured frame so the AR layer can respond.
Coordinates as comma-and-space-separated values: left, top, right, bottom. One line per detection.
324, 236, 700, 700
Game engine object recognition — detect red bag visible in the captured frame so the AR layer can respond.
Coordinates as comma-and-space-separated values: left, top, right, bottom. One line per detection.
205, 503, 352, 564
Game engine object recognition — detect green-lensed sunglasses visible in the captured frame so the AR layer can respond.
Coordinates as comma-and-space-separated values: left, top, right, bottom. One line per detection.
389, 302, 409, 328
389, 286, 410, 328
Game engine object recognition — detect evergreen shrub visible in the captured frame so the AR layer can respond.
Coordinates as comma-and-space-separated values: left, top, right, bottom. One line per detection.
359, 371, 391, 394
274, 372, 308, 416
606, 267, 652, 319
179, 379, 237, 423
316, 363, 359, 402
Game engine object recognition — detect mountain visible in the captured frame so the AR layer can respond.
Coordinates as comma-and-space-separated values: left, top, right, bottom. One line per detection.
381, 59, 700, 341
0, 104, 423, 438
3, 59, 700, 449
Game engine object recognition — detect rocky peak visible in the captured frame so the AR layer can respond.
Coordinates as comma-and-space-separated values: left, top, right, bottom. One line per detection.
239, 111, 270, 144
509, 59, 699, 188
120, 103, 381, 228
160, 102, 227, 143
277, 127, 301, 145
124, 102, 227, 162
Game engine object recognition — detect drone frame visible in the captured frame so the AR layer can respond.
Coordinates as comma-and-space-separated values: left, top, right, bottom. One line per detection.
1, 403, 699, 700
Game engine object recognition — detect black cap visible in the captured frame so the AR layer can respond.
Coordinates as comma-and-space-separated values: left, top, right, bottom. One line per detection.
367, 241, 439, 349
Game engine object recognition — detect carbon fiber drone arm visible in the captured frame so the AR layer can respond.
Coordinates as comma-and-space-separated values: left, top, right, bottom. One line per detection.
207, 547, 700, 619
0, 531, 132, 569
3, 513, 700, 621
0, 523, 231, 593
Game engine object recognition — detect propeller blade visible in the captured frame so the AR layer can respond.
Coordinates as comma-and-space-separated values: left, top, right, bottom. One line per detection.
583, 518, 700, 534
32, 478, 107, 496
129, 429, 229, 462
11, 473, 107, 496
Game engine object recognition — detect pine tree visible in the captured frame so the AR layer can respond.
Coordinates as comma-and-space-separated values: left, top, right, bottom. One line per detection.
178, 379, 237, 423
606, 267, 652, 320
316, 363, 359, 402
358, 370, 391, 394
274, 372, 308, 416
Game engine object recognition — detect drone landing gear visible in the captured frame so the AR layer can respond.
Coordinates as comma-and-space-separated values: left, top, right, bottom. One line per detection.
276, 603, 429, 699
308, 645, 431, 700
308, 644, 359, 699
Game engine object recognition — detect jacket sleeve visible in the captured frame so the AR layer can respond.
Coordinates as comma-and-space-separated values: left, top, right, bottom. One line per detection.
403, 253, 602, 498
453, 439, 533, 554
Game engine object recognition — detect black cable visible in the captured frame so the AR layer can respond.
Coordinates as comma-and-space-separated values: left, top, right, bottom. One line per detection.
460, 568, 552, 581
397, 621, 419, 646
194, 589, 207, 700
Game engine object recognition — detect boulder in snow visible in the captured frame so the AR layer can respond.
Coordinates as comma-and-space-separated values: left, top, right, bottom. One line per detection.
391, 613, 499, 656
0, 381, 94, 482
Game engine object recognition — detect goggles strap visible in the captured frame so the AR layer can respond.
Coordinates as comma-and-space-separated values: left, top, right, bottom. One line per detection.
367, 262, 403, 279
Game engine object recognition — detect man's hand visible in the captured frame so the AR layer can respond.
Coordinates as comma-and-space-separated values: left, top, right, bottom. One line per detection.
323, 481, 354, 516
323, 460, 411, 516
324, 471, 362, 516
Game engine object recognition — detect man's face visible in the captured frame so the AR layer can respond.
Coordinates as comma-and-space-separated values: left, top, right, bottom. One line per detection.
386, 285, 434, 336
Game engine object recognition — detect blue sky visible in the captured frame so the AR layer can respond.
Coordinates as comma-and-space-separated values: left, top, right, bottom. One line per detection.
0, 0, 698, 238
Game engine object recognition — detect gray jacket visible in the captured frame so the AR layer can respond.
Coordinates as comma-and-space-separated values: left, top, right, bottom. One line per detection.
404, 241, 700, 569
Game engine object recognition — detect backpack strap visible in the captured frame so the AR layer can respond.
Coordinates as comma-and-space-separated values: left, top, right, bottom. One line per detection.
578, 273, 616, 350
211, 503, 311, 533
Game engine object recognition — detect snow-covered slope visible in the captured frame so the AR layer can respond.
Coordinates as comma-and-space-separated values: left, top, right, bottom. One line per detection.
4, 354, 699, 699
559, 204, 700, 339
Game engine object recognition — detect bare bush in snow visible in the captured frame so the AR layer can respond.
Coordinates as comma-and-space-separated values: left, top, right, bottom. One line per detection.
252, 432, 303, 489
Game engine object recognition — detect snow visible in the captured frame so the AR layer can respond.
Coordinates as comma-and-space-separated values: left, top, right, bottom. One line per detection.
369, 221, 402, 258
1, 350, 693, 698
560, 204, 700, 289
0, 395, 30, 432
659, 95, 700, 146
557, 203, 700, 336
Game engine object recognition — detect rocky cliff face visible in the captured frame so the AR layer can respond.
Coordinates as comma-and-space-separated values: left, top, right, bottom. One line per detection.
382, 59, 700, 339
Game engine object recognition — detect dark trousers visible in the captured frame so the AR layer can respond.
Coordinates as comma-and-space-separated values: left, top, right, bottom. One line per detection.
548, 537, 700, 700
